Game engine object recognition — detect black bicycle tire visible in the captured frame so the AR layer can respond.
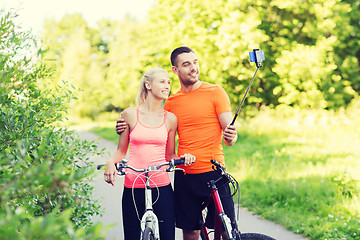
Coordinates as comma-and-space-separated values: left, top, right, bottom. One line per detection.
142, 227, 156, 240
239, 232, 276, 240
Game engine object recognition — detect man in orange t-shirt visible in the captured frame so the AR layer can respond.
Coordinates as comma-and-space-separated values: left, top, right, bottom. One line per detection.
166, 46, 237, 240
116, 47, 238, 240
163, 79, 232, 174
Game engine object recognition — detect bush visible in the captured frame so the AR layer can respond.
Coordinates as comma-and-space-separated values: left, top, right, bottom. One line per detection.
0, 11, 104, 239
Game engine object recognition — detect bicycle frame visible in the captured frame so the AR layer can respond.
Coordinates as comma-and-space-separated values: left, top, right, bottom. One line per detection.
200, 179, 236, 240
140, 170, 160, 239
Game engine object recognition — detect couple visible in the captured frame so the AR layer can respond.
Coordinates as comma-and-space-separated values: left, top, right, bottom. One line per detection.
104, 46, 238, 240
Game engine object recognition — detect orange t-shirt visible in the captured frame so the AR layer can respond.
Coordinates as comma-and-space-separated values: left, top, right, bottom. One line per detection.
164, 82, 231, 174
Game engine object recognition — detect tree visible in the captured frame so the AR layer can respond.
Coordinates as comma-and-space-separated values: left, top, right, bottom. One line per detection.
105, 16, 148, 109
0, 11, 104, 239
145, 0, 359, 111
42, 13, 109, 119
254, 0, 359, 109
39, 0, 360, 119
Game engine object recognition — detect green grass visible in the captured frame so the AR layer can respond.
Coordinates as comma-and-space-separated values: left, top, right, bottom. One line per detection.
224, 107, 360, 240
89, 107, 360, 240
91, 126, 119, 143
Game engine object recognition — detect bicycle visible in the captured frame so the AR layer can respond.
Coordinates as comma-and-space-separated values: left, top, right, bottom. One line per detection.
199, 159, 276, 240
97, 158, 186, 240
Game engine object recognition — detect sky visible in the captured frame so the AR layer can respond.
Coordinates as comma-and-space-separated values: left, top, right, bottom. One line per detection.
1, 0, 157, 36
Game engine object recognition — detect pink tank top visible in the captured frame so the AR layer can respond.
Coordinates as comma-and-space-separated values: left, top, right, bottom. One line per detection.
124, 107, 170, 188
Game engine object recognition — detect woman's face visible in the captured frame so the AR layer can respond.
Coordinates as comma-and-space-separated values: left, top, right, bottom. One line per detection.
147, 72, 171, 100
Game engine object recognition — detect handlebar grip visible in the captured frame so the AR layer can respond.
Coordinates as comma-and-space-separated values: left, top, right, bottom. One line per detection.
210, 159, 224, 169
172, 157, 185, 166
97, 164, 105, 170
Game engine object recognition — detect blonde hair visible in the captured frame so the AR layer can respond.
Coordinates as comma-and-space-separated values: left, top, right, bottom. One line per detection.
136, 67, 168, 105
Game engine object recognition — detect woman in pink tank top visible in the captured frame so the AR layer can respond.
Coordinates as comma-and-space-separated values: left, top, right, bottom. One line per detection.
104, 67, 195, 240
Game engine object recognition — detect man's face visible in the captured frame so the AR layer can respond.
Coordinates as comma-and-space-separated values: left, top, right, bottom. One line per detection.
172, 52, 200, 87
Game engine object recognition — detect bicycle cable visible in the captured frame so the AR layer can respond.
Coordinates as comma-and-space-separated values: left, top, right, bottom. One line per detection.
213, 164, 241, 224
226, 172, 240, 223
130, 172, 161, 221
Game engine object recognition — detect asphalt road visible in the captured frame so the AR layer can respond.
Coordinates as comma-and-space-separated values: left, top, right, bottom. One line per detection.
78, 130, 306, 240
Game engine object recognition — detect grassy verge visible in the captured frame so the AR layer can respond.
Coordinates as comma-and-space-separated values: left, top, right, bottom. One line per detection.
91, 126, 119, 143
89, 107, 360, 240
225, 107, 360, 240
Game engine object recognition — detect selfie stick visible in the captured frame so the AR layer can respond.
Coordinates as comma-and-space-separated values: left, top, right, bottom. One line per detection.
230, 49, 265, 126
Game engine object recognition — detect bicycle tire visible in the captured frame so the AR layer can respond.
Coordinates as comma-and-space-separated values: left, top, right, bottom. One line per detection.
142, 227, 156, 240
239, 233, 276, 240
200, 232, 276, 240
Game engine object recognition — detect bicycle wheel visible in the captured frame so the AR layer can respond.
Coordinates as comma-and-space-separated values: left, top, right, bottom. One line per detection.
239, 233, 276, 240
142, 227, 156, 240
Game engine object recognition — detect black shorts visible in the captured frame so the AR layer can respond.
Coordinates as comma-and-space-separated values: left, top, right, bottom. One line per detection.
122, 184, 175, 239
174, 170, 236, 230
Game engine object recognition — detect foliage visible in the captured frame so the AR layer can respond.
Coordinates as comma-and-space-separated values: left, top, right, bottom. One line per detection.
146, 0, 359, 111
41, 14, 147, 120
146, 0, 272, 107
0, 11, 105, 239
258, 0, 360, 109
105, 18, 149, 109
41, 13, 110, 119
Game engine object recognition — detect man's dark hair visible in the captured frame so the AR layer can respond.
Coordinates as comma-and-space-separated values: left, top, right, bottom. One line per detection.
170, 46, 195, 66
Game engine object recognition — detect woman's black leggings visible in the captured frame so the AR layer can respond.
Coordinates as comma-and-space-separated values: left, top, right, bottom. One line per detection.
122, 184, 175, 239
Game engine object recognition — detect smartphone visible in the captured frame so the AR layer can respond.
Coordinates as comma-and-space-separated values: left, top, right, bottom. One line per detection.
249, 49, 265, 66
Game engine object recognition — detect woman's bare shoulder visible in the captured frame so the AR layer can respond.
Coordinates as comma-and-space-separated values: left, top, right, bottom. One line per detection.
167, 111, 177, 120
166, 111, 178, 129
122, 107, 137, 122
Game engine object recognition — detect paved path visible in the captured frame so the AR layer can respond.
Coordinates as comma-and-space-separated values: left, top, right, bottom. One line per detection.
78, 131, 306, 240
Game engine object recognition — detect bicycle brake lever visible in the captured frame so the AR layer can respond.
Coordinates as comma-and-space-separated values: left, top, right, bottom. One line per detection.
115, 163, 126, 175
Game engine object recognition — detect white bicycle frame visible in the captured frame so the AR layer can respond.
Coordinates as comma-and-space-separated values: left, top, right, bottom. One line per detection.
140, 170, 160, 239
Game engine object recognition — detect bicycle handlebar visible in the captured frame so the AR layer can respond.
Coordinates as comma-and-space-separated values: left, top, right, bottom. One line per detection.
210, 159, 239, 196
211, 159, 228, 178
210, 159, 224, 169
97, 157, 186, 174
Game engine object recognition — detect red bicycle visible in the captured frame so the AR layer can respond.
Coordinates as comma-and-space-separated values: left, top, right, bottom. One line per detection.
200, 159, 276, 240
